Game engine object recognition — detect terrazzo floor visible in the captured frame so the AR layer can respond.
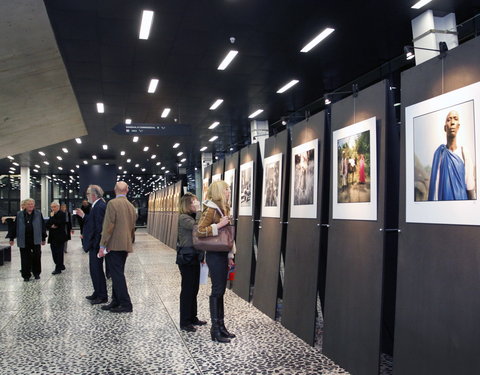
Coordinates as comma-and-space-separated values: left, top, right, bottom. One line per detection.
0, 230, 349, 375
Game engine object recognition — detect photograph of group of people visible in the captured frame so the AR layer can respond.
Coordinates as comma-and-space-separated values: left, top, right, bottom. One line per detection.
261, 153, 282, 218
239, 161, 253, 216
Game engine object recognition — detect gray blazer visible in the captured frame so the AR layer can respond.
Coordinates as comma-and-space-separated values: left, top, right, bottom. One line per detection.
10, 210, 47, 248
177, 212, 201, 248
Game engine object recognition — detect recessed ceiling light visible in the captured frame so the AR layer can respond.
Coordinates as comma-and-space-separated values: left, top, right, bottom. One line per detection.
133, 137, 139, 143
139, 10, 154, 40
141, 168, 146, 172
70, 169, 74, 173
209, 136, 218, 142
161, 166, 165, 170
75, 138, 82, 144
143, 146, 149, 152
148, 79, 159, 93
57, 156, 62, 161
411, 0, 432, 9
165, 170, 170, 174
276, 80, 299, 94
178, 163, 182, 167
38, 151, 45, 156
208, 121, 220, 130
83, 160, 88, 165
34, 164, 40, 168
173, 143, 180, 149
12, 162, 19, 166
92, 155, 97, 160
7, 156, 14, 160
209, 99, 224, 110
181, 158, 186, 162
96, 102, 104, 113
300, 28, 335, 53
76, 165, 80, 168
217, 50, 238, 70
125, 118, 132, 124
177, 152, 183, 157
102, 144, 108, 150
161, 108, 171, 118
200, 146, 207, 151
156, 161, 161, 166
248, 109, 264, 118
58, 167, 63, 170
43, 161, 49, 165
151, 154, 157, 159
62, 148, 68, 153
33, 169, 39, 173
121, 151, 126, 156
135, 164, 140, 168
127, 158, 131, 163
118, 166, 123, 170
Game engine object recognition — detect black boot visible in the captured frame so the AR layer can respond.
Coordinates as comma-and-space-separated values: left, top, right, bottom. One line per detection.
218, 296, 236, 339
210, 296, 230, 343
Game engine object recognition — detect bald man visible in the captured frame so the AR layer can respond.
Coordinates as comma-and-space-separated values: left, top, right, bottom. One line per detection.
98, 182, 137, 313
428, 110, 476, 201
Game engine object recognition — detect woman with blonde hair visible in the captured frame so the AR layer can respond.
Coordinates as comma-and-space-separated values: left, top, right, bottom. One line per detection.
197, 180, 236, 343
176, 192, 206, 332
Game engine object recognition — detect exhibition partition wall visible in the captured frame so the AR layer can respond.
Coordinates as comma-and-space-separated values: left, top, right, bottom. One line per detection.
323, 80, 392, 375
147, 192, 153, 234
395, 37, 480, 375
153, 190, 160, 239
224, 152, 240, 223
167, 181, 182, 249
252, 129, 290, 319
282, 111, 327, 345
211, 159, 225, 182
232, 143, 262, 302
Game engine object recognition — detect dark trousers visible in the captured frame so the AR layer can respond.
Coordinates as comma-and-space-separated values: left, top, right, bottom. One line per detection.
206, 252, 229, 298
178, 263, 200, 326
107, 251, 132, 308
50, 242, 65, 271
20, 244, 41, 279
89, 249, 107, 299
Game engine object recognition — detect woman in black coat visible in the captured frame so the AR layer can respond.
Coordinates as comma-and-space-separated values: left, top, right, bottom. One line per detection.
60, 203, 73, 253
46, 201, 67, 274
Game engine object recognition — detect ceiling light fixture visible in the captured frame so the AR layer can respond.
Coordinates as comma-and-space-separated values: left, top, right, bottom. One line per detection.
161, 108, 171, 118
44, 161, 49, 165
96, 102, 104, 113
92, 155, 97, 160
200, 146, 207, 152
83, 160, 88, 165
102, 144, 108, 150
118, 166, 123, 170
209, 121, 220, 130
217, 50, 239, 70
38, 151, 45, 156
12, 162, 19, 166
7, 156, 14, 160
75, 138, 82, 144
148, 79, 159, 93
62, 148, 68, 153
173, 143, 180, 149
209, 136, 218, 142
125, 118, 132, 124
133, 136, 139, 143
209, 99, 224, 110
300, 27, 335, 53
127, 159, 131, 163
35, 164, 40, 168
143, 146, 149, 152
151, 154, 156, 159
135, 164, 139, 168
139, 10, 154, 40
181, 158, 186, 162
121, 151, 126, 156
248, 109, 264, 118
156, 161, 161, 166
411, 0, 432, 9
276, 79, 299, 94
56, 156, 62, 161
177, 152, 183, 157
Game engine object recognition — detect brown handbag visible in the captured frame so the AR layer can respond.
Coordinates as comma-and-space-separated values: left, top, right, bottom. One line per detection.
192, 224, 235, 252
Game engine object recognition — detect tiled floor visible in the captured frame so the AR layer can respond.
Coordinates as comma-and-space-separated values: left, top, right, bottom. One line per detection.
0, 230, 349, 375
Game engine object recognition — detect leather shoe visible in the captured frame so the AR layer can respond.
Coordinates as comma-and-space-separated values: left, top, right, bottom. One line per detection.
90, 297, 108, 305
110, 305, 133, 313
192, 318, 207, 326
180, 324, 196, 332
23, 278, 30, 282
101, 302, 119, 311
34, 275, 40, 280
60, 265, 66, 271
85, 294, 97, 300
51, 270, 61, 275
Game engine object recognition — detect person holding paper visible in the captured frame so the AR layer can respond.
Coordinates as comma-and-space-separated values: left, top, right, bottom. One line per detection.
176, 193, 206, 332
197, 180, 236, 343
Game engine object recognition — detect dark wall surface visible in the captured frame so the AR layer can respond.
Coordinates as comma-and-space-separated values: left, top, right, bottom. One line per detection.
394, 37, 480, 375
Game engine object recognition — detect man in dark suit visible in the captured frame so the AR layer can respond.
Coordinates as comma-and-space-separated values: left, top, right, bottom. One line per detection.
77, 185, 107, 305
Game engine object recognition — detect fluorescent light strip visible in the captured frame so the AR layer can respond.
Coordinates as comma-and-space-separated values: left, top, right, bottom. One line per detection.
200, 146, 207, 152
139, 10, 154, 40
148, 79, 159, 93
300, 28, 335, 53
143, 146, 149, 152
96, 102, 104, 113
411, 0, 432, 9
7, 156, 14, 160
276, 80, 299, 94
209, 136, 218, 142
217, 50, 238, 70
62, 148, 68, 153
248, 109, 264, 118
133, 136, 139, 143
161, 108, 171, 118
125, 118, 132, 124
173, 143, 180, 149
209, 99, 223, 110
208, 121, 219, 130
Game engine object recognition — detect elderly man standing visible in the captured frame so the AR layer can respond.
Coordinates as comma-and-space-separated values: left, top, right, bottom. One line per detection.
8, 198, 46, 281
99, 182, 137, 313
77, 185, 107, 305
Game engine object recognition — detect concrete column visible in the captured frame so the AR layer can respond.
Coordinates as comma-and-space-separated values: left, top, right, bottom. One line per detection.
250, 119, 269, 162
40, 175, 49, 217
20, 167, 30, 202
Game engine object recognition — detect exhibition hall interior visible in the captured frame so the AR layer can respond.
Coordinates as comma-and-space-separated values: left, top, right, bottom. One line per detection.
1, 0, 479, 374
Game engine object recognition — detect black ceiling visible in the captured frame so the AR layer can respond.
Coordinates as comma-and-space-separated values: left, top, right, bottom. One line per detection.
2, 0, 479, 192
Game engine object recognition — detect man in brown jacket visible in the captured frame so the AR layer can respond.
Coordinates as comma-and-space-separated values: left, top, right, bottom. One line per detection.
98, 181, 137, 313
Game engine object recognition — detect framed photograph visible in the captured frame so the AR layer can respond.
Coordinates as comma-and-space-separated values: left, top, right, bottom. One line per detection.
212, 173, 222, 182
202, 177, 209, 202
406, 81, 480, 225
262, 153, 283, 218
239, 161, 254, 216
332, 117, 377, 221
290, 139, 318, 218
224, 168, 236, 216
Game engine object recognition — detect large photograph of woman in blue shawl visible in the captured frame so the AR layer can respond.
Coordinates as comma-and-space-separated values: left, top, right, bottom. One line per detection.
413, 101, 476, 202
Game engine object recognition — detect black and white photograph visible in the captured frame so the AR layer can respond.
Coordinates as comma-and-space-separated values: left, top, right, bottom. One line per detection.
224, 168, 236, 215
239, 161, 254, 216
290, 139, 318, 218
332, 117, 377, 221
405, 81, 480, 225
261, 153, 282, 218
